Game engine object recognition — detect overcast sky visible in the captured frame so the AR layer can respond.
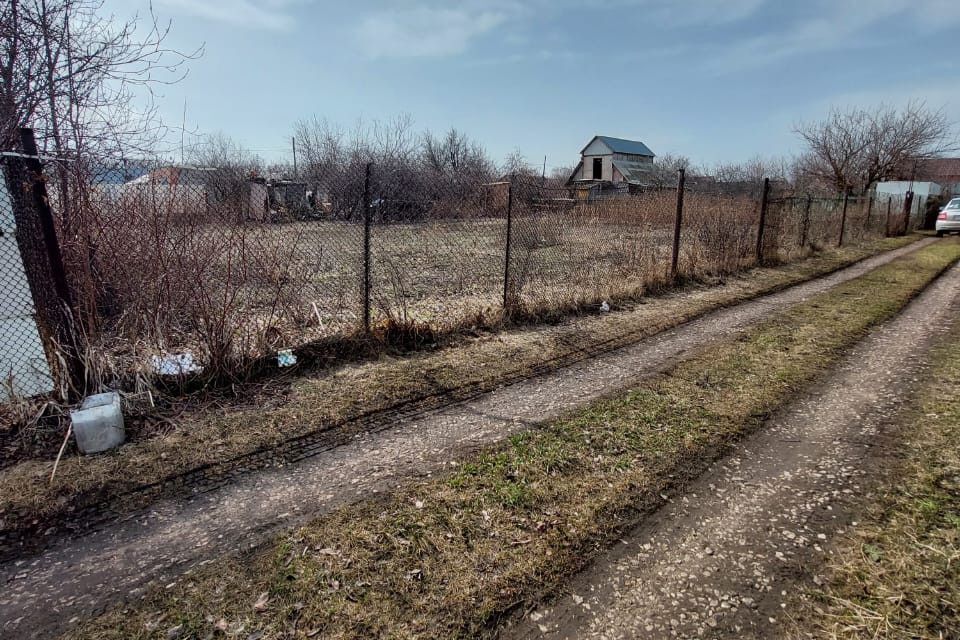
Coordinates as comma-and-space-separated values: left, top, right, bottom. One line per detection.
103, 0, 960, 170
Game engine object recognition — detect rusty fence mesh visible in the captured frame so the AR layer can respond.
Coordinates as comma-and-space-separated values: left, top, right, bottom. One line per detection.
0, 158, 913, 398
1, 157, 59, 400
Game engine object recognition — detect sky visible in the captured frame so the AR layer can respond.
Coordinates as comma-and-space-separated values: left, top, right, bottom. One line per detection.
102, 0, 960, 172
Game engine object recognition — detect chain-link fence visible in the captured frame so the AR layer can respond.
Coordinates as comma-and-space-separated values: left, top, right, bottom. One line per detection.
766, 190, 923, 260
1, 151, 75, 402
1, 141, 918, 401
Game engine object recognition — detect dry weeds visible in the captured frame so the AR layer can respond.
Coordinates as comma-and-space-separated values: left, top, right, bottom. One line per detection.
57, 184, 888, 386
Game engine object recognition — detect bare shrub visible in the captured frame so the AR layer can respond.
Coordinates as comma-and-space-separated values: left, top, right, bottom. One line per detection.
58, 166, 364, 382
679, 192, 759, 277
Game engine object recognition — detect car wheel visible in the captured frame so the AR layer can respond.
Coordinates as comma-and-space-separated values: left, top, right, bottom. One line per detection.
937, 230, 945, 237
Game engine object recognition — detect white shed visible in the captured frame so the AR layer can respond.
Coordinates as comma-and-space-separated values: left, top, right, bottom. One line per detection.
875, 181, 942, 199
567, 136, 656, 186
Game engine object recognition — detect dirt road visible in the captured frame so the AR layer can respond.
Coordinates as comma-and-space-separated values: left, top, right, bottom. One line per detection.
505, 253, 960, 639
0, 239, 936, 638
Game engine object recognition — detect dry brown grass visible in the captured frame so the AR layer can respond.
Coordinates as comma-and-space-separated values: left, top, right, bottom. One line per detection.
58, 238, 960, 640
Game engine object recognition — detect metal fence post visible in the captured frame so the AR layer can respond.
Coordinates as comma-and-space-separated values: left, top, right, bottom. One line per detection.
19, 129, 75, 318
838, 191, 849, 247
800, 194, 812, 248
362, 162, 372, 333
502, 176, 515, 310
756, 177, 770, 264
670, 167, 686, 281
885, 196, 892, 237
900, 191, 914, 236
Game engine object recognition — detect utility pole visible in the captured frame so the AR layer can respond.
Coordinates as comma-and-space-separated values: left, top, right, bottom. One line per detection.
292, 137, 298, 176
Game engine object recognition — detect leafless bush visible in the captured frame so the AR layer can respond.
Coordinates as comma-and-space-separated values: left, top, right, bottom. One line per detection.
53, 165, 362, 383
794, 101, 956, 194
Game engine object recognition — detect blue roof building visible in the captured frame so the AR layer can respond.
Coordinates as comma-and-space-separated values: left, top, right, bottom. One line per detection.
567, 135, 657, 188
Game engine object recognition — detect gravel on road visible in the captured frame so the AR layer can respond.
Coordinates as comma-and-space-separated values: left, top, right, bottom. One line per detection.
504, 249, 960, 640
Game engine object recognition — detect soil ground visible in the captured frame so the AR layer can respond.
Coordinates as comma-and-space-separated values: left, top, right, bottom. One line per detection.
0, 239, 935, 639
503, 249, 960, 639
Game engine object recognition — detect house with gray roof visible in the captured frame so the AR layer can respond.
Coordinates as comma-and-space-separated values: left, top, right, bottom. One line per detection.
566, 135, 656, 190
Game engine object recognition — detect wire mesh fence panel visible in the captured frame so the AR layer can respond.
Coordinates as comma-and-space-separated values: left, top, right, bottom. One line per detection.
767, 196, 810, 262
842, 196, 874, 245
680, 183, 761, 277
872, 194, 916, 236
42, 161, 366, 380
3, 140, 924, 398
806, 196, 845, 249
367, 165, 507, 333
862, 195, 886, 240
0, 158, 56, 400
879, 196, 898, 236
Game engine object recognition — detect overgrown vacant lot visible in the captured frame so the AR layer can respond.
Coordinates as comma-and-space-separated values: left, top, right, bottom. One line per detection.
73, 188, 874, 380
0, 237, 918, 545
60, 239, 960, 640
82, 200, 718, 366
791, 325, 960, 639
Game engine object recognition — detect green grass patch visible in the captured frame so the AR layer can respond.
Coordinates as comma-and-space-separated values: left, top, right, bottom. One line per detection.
62, 239, 959, 640
790, 316, 960, 639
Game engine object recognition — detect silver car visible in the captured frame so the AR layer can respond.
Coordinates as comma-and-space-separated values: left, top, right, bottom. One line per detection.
936, 198, 960, 236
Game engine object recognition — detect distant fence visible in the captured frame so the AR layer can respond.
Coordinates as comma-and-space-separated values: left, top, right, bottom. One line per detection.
0, 129, 923, 400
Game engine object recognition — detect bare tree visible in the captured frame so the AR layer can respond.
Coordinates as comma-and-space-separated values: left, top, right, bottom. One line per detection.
188, 131, 260, 171
712, 155, 789, 183
1, 0, 200, 260
657, 152, 692, 172
422, 127, 492, 181
547, 164, 576, 186
501, 148, 539, 181
794, 102, 955, 194
647, 151, 692, 188
292, 115, 496, 220
0, 0, 200, 156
